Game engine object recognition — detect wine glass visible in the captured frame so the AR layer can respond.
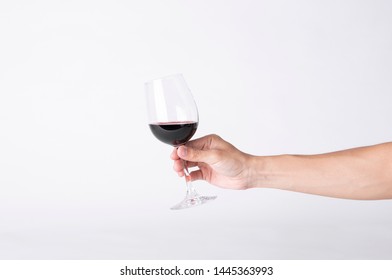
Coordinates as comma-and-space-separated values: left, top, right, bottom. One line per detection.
145, 73, 217, 210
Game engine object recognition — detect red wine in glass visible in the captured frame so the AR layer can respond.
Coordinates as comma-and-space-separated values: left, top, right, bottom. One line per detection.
149, 121, 198, 146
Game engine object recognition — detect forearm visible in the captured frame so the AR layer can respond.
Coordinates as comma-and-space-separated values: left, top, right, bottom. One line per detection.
249, 143, 392, 200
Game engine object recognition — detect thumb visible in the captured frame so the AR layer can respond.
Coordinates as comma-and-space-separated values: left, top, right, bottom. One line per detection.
177, 145, 218, 165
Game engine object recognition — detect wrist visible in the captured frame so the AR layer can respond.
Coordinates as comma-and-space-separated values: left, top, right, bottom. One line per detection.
247, 155, 292, 189
246, 155, 268, 189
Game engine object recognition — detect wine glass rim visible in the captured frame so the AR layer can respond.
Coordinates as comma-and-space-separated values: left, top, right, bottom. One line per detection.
145, 73, 184, 84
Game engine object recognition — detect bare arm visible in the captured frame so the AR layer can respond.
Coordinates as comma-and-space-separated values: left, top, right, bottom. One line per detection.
251, 143, 392, 199
172, 135, 392, 200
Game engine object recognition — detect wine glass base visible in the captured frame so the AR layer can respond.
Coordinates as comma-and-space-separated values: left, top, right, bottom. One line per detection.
170, 195, 217, 210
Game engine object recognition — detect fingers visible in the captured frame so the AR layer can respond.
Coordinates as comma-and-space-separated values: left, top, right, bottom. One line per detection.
171, 134, 229, 161
171, 134, 229, 181
170, 148, 180, 160
177, 145, 221, 165
171, 147, 200, 178
173, 158, 198, 174
186, 134, 225, 150
172, 163, 205, 182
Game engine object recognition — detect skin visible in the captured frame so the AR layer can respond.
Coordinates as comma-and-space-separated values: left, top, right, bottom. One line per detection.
171, 134, 392, 200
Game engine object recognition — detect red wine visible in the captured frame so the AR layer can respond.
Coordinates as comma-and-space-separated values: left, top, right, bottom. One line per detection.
149, 121, 198, 146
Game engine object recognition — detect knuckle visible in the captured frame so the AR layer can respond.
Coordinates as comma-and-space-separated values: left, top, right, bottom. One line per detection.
209, 134, 220, 141
208, 134, 224, 147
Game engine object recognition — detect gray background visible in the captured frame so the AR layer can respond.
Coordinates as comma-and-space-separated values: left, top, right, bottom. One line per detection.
1, 0, 392, 259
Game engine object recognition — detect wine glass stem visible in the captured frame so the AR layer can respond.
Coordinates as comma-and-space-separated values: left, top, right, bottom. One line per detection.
182, 159, 198, 198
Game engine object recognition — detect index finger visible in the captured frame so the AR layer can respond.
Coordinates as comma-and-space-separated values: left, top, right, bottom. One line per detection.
170, 148, 180, 160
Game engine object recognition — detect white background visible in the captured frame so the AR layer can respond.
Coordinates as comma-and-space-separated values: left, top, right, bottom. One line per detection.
0, 0, 392, 259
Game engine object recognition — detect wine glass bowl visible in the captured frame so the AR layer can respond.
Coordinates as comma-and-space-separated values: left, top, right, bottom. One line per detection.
145, 74, 217, 210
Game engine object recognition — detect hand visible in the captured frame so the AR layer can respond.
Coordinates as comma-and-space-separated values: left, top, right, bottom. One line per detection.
171, 134, 252, 190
